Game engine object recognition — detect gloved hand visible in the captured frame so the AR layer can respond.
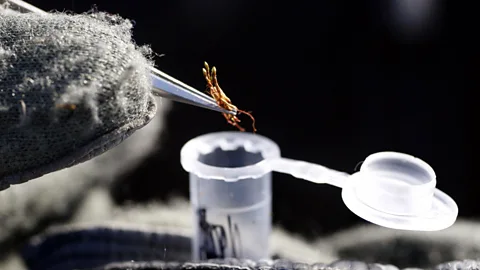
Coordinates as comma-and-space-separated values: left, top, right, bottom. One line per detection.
18, 192, 480, 270
0, 7, 172, 269
0, 8, 157, 190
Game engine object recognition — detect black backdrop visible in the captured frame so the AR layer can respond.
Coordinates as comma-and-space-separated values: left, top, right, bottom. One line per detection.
29, 0, 477, 236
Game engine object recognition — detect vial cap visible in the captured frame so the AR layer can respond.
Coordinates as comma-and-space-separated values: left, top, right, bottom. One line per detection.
341, 152, 458, 231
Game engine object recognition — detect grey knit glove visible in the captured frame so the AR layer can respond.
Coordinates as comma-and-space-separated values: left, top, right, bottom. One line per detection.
18, 192, 480, 270
0, 10, 157, 189
93, 259, 480, 270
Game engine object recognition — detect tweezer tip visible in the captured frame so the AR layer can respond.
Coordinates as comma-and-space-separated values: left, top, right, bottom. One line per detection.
149, 69, 237, 115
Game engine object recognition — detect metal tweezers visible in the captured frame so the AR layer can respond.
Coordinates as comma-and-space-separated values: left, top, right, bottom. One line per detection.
2, 0, 237, 115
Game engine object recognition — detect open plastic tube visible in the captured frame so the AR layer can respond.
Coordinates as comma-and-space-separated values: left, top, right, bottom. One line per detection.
181, 131, 458, 260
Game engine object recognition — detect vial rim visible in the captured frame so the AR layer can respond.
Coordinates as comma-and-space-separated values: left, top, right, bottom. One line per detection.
180, 131, 281, 181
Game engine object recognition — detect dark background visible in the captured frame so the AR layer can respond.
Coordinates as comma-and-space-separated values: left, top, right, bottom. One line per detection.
31, 0, 477, 237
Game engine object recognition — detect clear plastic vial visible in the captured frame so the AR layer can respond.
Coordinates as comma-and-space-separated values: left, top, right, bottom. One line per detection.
181, 131, 459, 260
181, 132, 280, 261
